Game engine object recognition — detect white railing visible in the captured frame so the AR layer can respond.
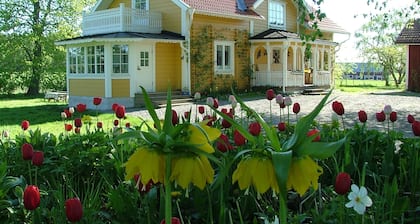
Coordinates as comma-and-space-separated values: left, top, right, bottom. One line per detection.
313, 71, 331, 86
82, 3, 162, 36
286, 71, 304, 86
252, 71, 283, 87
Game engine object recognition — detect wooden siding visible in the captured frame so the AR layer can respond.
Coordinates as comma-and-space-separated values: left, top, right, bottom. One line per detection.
190, 15, 250, 93
408, 45, 420, 92
69, 79, 105, 97
112, 79, 130, 97
155, 43, 182, 92
152, 0, 181, 34
109, 0, 131, 9
253, 0, 298, 35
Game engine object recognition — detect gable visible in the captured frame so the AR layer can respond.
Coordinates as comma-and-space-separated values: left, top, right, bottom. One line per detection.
395, 18, 420, 44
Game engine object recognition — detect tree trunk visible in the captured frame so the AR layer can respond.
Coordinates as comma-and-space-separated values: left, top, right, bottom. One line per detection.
26, 0, 42, 96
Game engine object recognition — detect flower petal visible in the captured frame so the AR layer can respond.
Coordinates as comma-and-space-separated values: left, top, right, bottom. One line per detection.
359, 186, 368, 197
345, 200, 354, 208
362, 195, 373, 207
354, 202, 366, 215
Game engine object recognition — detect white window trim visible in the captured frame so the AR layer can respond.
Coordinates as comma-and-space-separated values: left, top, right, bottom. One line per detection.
214, 41, 235, 75
132, 0, 149, 10
268, 0, 286, 30
112, 44, 129, 74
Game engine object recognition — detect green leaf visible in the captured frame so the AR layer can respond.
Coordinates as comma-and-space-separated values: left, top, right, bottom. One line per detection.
272, 150, 292, 197
295, 137, 346, 159
140, 86, 161, 131
162, 87, 173, 133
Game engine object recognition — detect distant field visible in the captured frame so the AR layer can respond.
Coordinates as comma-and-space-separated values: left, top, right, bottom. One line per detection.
335, 79, 405, 92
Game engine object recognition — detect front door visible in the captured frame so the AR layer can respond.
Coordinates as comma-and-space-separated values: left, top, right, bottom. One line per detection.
135, 46, 154, 92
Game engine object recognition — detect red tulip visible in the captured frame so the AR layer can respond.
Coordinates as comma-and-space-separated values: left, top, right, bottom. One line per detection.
133, 174, 154, 194
412, 121, 420, 136
389, 111, 397, 122
160, 217, 181, 224
213, 98, 219, 108
217, 134, 233, 152
407, 114, 415, 124
112, 103, 120, 112
65, 198, 83, 222
115, 105, 126, 119
65, 124, 73, 132
93, 97, 102, 106
358, 110, 367, 123
332, 101, 344, 116
184, 111, 190, 120
376, 111, 386, 122
266, 89, 275, 100
292, 103, 300, 114
233, 130, 246, 146
125, 122, 131, 128
198, 106, 205, 114
74, 118, 82, 128
248, 122, 261, 136
172, 110, 179, 125
23, 185, 40, 210
307, 129, 321, 142
64, 109, 72, 118
280, 102, 286, 109
277, 122, 286, 132
203, 115, 213, 126
74, 127, 81, 134
21, 143, 34, 160
113, 119, 119, 126
76, 104, 86, 113
221, 112, 233, 129
21, 120, 30, 131
97, 122, 103, 129
32, 151, 44, 166
335, 172, 351, 195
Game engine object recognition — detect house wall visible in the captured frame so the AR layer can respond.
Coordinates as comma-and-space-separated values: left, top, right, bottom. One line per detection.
408, 45, 420, 92
152, 0, 182, 34
109, 0, 131, 8
155, 43, 182, 92
112, 79, 130, 97
69, 79, 105, 96
190, 14, 250, 93
253, 0, 298, 35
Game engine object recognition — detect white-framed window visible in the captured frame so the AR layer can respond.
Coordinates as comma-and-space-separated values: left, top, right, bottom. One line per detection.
268, 0, 285, 29
214, 41, 234, 74
68, 47, 85, 74
112, 45, 129, 74
87, 45, 104, 74
133, 0, 148, 10
139, 51, 149, 67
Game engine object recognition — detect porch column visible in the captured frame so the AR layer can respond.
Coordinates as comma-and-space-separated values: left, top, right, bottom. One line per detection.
300, 46, 305, 71
282, 42, 289, 93
266, 43, 272, 86
180, 41, 190, 94
104, 44, 112, 98
320, 47, 325, 71
250, 45, 256, 86
292, 45, 297, 71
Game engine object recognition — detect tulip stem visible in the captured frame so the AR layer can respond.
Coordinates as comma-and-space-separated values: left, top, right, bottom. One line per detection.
164, 154, 172, 224
28, 162, 32, 185
279, 193, 287, 224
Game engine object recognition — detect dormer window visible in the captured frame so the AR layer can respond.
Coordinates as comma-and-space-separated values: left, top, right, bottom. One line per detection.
268, 0, 286, 29
133, 0, 148, 10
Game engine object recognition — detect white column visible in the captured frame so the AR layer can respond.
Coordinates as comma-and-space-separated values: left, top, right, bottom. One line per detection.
282, 42, 289, 92
104, 44, 112, 98
266, 43, 271, 86
292, 45, 297, 71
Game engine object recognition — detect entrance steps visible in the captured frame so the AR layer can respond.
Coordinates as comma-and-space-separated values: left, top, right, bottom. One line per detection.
134, 91, 193, 108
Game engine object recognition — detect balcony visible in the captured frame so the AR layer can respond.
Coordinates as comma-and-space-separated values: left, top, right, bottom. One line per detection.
82, 3, 162, 36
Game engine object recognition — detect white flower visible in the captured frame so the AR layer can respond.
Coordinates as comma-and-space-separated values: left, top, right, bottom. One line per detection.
263, 215, 279, 224
345, 184, 373, 215
194, 92, 201, 100
383, 105, 392, 114
69, 107, 75, 114
61, 112, 67, 119
228, 95, 237, 108
206, 97, 214, 106
284, 96, 292, 106
275, 94, 283, 105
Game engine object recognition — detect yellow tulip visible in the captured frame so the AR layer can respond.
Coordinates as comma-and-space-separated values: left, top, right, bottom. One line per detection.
287, 156, 323, 196
124, 147, 165, 185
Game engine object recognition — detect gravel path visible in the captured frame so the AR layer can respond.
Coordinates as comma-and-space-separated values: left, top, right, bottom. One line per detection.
127, 90, 420, 137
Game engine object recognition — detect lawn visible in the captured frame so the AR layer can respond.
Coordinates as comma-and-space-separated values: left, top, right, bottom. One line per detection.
335, 79, 405, 92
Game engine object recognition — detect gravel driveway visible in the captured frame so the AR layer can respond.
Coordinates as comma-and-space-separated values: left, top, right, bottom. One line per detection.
127, 90, 420, 137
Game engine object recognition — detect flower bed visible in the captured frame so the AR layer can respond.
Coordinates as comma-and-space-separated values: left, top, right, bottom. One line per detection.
0, 88, 419, 223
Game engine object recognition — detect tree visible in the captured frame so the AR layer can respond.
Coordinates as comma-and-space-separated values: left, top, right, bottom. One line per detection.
0, 0, 95, 95
355, 1, 420, 87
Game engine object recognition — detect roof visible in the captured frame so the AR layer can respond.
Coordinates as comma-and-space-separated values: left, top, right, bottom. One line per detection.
56, 31, 184, 45
395, 18, 420, 44
316, 17, 349, 35
181, 0, 263, 20
250, 29, 300, 40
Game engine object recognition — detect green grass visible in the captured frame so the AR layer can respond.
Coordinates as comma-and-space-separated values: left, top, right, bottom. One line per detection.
335, 79, 405, 92
0, 97, 142, 137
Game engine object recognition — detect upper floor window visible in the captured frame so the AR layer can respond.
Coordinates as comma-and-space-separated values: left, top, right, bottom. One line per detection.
214, 41, 234, 74
69, 47, 85, 74
112, 45, 129, 74
268, 0, 285, 29
133, 0, 148, 10
87, 45, 105, 74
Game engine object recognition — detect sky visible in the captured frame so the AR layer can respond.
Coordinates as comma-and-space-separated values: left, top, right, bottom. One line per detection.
320, 0, 416, 62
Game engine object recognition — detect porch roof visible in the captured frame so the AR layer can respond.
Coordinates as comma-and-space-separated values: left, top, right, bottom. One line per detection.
249, 29, 338, 46
56, 31, 184, 45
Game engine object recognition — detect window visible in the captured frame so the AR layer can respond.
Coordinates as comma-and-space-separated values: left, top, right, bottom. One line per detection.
214, 41, 234, 74
112, 45, 129, 74
133, 0, 148, 10
87, 45, 104, 74
269, 0, 285, 29
139, 51, 149, 67
69, 47, 85, 74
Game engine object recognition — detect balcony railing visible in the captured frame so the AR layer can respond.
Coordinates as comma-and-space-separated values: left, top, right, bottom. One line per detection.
82, 3, 162, 36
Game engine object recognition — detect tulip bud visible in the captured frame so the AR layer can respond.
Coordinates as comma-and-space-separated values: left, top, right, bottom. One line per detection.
115, 105, 126, 119
358, 110, 367, 123
65, 198, 83, 222
407, 114, 415, 124
65, 124, 73, 132
93, 97, 102, 105
213, 98, 219, 108
284, 96, 292, 106
217, 134, 233, 152
61, 112, 67, 119
383, 105, 392, 114
233, 130, 246, 146
248, 122, 261, 136
376, 111, 386, 122
335, 172, 351, 195
172, 110, 179, 125
97, 122, 103, 129
74, 118, 82, 128
275, 94, 284, 105
21, 120, 30, 131
76, 103, 86, 113
194, 92, 201, 100
277, 122, 286, 132
21, 143, 34, 160
292, 102, 300, 114
412, 121, 420, 136
198, 106, 205, 114
206, 97, 214, 106
389, 111, 397, 122
112, 103, 120, 112
332, 101, 344, 116
69, 107, 75, 114
266, 89, 275, 100
32, 151, 44, 166
24, 185, 41, 210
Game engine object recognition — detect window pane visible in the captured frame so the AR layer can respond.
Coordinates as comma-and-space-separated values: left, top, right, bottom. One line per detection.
216, 45, 222, 67
224, 45, 230, 67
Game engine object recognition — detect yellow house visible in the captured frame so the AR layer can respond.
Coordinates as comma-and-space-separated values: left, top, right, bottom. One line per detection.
56, 0, 348, 109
